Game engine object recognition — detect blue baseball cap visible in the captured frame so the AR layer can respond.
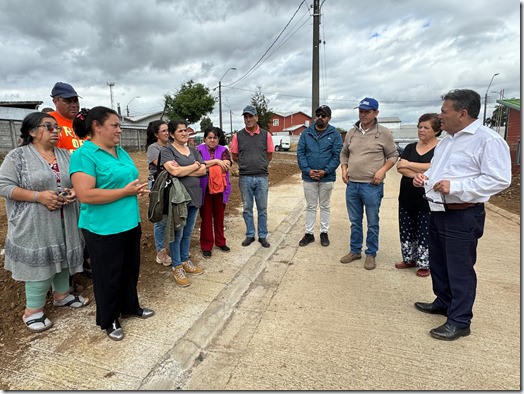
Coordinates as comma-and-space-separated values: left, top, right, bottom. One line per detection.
242, 105, 257, 116
355, 97, 379, 110
50, 82, 81, 98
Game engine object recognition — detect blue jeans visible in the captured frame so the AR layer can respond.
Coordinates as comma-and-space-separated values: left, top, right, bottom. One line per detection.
239, 175, 269, 238
154, 216, 168, 252
345, 181, 384, 257
169, 205, 199, 267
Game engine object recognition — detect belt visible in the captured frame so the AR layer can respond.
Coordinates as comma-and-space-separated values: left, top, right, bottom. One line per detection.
444, 203, 483, 210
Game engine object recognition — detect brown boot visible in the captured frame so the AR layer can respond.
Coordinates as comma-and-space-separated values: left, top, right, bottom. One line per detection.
340, 252, 362, 264
364, 255, 376, 270
172, 265, 191, 287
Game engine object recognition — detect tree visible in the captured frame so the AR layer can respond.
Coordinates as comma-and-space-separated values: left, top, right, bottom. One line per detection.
251, 86, 274, 131
164, 80, 215, 124
200, 116, 213, 132
487, 104, 507, 129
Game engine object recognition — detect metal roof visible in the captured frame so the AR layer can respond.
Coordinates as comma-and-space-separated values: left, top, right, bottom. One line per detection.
497, 99, 520, 112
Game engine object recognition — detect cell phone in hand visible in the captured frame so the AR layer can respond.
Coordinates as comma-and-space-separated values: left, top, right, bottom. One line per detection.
59, 190, 70, 197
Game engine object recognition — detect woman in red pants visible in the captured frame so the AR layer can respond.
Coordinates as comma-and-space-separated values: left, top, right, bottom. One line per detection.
196, 127, 232, 258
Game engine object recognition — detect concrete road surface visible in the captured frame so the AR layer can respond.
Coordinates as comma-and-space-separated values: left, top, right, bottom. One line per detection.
1, 169, 519, 390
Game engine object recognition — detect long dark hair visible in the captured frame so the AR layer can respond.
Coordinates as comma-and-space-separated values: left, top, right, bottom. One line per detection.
19, 112, 57, 146
73, 106, 119, 139
146, 120, 168, 149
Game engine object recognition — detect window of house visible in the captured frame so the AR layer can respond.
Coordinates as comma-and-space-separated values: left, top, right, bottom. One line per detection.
273, 119, 279, 127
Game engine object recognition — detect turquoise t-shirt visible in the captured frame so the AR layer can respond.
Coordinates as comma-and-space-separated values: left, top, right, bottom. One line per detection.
69, 140, 140, 235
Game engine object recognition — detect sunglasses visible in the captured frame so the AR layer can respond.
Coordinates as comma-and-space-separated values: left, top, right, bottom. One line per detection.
316, 114, 329, 118
36, 123, 62, 132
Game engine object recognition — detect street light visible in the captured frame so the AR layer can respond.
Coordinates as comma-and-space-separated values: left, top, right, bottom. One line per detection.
483, 73, 499, 125
218, 68, 236, 130
126, 96, 140, 116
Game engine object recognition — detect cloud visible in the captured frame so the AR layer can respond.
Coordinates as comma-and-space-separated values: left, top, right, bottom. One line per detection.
0, 0, 519, 131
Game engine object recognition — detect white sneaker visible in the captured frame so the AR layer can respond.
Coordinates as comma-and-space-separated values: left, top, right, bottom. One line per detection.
156, 248, 172, 266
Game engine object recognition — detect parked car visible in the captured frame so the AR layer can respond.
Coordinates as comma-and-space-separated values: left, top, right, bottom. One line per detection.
272, 135, 290, 151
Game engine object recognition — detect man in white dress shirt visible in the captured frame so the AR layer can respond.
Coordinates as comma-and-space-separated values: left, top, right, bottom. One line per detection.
413, 89, 511, 341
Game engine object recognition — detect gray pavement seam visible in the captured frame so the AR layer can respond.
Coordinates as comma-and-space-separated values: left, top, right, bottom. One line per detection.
139, 198, 306, 390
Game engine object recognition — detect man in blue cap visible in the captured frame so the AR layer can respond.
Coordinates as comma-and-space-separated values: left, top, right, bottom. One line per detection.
230, 105, 274, 248
49, 82, 84, 153
339, 97, 399, 270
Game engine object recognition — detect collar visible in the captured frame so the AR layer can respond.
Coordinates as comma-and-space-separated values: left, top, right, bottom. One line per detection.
244, 125, 260, 135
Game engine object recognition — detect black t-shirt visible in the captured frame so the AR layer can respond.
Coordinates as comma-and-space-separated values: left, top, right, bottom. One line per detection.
398, 142, 435, 211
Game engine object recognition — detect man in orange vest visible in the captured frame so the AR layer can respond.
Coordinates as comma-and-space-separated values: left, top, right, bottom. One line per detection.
49, 82, 86, 152
48, 82, 92, 280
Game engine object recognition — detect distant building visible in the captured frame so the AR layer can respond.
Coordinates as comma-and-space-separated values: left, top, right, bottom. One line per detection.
0, 101, 44, 153
378, 117, 401, 130
496, 98, 520, 175
270, 111, 312, 136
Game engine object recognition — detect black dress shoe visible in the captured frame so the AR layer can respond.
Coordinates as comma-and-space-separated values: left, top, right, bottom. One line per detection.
106, 319, 124, 341
430, 322, 471, 341
242, 237, 256, 247
121, 307, 155, 319
258, 238, 270, 248
414, 302, 447, 316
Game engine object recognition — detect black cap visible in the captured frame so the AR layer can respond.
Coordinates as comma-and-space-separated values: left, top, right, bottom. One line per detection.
315, 105, 331, 116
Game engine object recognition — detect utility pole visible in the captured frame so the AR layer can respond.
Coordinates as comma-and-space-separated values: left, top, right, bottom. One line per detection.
107, 82, 115, 110
311, 0, 321, 117
218, 68, 236, 131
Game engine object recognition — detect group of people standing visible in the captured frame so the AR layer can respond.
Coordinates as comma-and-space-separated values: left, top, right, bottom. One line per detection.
297, 90, 511, 341
0, 84, 512, 344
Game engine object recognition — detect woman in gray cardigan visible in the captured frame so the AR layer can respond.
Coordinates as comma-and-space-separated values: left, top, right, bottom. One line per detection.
0, 112, 89, 333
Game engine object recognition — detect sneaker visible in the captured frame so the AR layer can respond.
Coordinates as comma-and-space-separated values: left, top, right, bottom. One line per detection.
364, 255, 376, 270
217, 245, 231, 252
172, 266, 191, 287
202, 250, 212, 258
320, 232, 329, 247
156, 248, 172, 266
298, 233, 315, 247
182, 260, 204, 276
340, 252, 362, 264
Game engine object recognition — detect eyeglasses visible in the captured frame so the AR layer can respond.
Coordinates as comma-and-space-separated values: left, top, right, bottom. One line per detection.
36, 123, 62, 132
316, 114, 329, 118
422, 191, 446, 204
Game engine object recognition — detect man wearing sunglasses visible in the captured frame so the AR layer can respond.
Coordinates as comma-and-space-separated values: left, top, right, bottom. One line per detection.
412, 89, 511, 341
297, 105, 343, 247
339, 97, 399, 270
49, 82, 85, 153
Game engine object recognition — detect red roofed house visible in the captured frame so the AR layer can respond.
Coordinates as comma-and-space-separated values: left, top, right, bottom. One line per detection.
269, 111, 312, 136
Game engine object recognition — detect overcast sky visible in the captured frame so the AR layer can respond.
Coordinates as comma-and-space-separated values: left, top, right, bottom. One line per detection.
0, 0, 520, 132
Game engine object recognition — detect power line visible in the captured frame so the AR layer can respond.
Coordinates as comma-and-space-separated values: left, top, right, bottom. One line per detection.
227, 0, 308, 88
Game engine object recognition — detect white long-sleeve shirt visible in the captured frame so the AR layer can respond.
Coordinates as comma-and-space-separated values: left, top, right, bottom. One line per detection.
425, 119, 511, 203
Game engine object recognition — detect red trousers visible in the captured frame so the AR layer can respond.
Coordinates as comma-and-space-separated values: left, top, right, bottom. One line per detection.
200, 190, 226, 251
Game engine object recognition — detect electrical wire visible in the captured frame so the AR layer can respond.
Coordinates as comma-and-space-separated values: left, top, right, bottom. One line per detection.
226, 0, 308, 88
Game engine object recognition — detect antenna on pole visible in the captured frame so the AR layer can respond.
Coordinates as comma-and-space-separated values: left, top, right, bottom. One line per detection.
107, 82, 115, 109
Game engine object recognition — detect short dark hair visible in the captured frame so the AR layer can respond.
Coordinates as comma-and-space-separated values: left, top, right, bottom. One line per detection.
19, 112, 57, 146
417, 113, 442, 137
73, 106, 119, 139
441, 89, 481, 119
204, 126, 227, 145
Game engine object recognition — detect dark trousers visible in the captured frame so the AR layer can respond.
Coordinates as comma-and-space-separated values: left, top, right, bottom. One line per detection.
429, 205, 485, 328
82, 225, 142, 330
199, 190, 226, 251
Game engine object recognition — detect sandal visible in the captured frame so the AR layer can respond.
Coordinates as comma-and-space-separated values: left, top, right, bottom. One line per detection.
53, 294, 91, 308
416, 268, 430, 277
23, 312, 53, 332
395, 261, 417, 269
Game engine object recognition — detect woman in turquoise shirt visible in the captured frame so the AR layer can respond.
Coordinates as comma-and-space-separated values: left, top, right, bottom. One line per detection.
70, 106, 153, 341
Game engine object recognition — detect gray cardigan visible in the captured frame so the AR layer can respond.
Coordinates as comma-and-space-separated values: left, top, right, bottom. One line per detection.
0, 144, 84, 281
